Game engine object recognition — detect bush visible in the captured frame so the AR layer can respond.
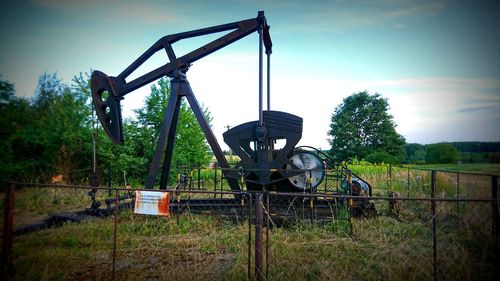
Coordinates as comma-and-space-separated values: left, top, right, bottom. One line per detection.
365, 150, 397, 164
425, 143, 459, 164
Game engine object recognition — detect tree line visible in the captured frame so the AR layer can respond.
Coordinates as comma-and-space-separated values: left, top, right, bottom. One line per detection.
1, 74, 498, 185
0, 73, 211, 185
405, 142, 500, 164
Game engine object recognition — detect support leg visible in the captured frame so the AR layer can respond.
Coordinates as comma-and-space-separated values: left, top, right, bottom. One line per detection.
159, 94, 182, 189
145, 85, 181, 189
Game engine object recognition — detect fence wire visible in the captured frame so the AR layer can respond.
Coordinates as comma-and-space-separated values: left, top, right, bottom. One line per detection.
261, 194, 499, 281
2, 168, 499, 281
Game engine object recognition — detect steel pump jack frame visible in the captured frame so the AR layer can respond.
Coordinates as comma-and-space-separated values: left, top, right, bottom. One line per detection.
91, 11, 272, 190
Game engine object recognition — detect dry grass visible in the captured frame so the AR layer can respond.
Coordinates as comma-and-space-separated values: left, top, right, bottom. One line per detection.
4, 165, 499, 280
11, 212, 250, 281
9, 199, 499, 281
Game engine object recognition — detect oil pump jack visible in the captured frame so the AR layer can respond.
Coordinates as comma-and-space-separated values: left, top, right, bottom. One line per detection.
91, 11, 327, 192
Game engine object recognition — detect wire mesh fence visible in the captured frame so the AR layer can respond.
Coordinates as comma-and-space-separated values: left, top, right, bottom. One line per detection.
1, 168, 499, 280
260, 194, 499, 281
1, 185, 254, 280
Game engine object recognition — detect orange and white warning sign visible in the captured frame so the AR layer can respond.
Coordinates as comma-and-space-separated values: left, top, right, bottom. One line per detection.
134, 191, 170, 217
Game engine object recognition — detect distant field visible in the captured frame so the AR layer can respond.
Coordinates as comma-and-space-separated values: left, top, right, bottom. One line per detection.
410, 163, 500, 175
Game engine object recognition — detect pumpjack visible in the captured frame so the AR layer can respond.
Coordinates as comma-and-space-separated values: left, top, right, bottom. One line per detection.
10, 12, 378, 236
91, 11, 369, 196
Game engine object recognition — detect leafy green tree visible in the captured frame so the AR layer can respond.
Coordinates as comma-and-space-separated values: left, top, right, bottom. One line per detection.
19, 73, 93, 182
405, 143, 427, 164
1, 72, 93, 183
33, 72, 66, 109
95, 121, 148, 185
425, 143, 459, 164
0, 76, 36, 182
365, 150, 397, 164
328, 91, 406, 163
0, 75, 15, 104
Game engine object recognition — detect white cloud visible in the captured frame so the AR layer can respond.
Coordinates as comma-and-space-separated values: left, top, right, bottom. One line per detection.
282, 0, 448, 33
120, 50, 500, 149
132, 48, 500, 147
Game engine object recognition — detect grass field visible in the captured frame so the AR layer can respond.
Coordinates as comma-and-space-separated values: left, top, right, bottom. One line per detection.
3, 164, 500, 280
412, 163, 500, 175
9, 204, 499, 280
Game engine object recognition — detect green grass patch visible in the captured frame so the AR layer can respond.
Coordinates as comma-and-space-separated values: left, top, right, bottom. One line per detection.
412, 163, 500, 175
9, 204, 499, 281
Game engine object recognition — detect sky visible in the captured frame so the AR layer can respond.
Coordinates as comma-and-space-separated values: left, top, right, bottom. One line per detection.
1, 0, 499, 151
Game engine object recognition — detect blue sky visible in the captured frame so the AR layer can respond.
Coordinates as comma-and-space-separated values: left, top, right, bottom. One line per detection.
1, 0, 499, 150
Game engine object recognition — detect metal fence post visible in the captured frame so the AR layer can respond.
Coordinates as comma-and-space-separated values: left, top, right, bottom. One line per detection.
220, 171, 224, 198
247, 193, 253, 281
213, 164, 217, 198
255, 193, 263, 281
492, 175, 499, 236
389, 164, 392, 188
265, 192, 270, 281
309, 169, 314, 225
2, 183, 15, 279
431, 170, 437, 281
324, 167, 328, 193
112, 189, 119, 281
108, 163, 112, 196
347, 169, 353, 235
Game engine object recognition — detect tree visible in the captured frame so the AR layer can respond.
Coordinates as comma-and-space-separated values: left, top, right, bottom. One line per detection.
328, 91, 406, 163
0, 76, 35, 181
20, 72, 92, 182
405, 143, 427, 164
365, 150, 397, 164
33, 72, 67, 109
0, 72, 93, 183
0, 75, 15, 104
425, 143, 459, 164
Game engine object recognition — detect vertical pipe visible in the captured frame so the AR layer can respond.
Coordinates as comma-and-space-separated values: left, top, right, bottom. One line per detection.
258, 22, 263, 125
492, 175, 499, 236
266, 53, 270, 111
255, 193, 263, 281
112, 189, 119, 281
2, 183, 15, 279
431, 170, 437, 281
